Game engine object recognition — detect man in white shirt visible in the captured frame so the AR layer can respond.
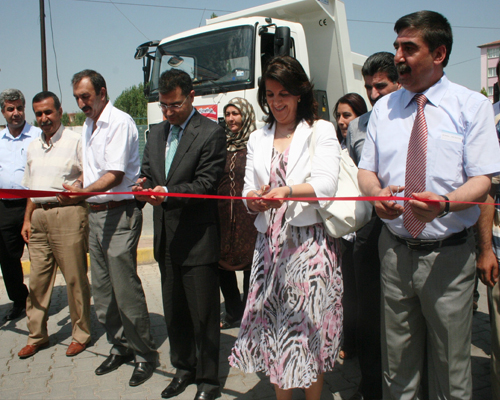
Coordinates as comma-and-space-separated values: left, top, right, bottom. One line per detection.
358, 11, 500, 399
0, 89, 40, 322
18, 91, 91, 359
66, 70, 157, 387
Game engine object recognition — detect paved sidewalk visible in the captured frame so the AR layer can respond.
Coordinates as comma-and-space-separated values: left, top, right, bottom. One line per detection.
0, 260, 493, 399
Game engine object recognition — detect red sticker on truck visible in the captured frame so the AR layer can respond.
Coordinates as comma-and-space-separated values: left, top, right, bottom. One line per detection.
195, 104, 218, 122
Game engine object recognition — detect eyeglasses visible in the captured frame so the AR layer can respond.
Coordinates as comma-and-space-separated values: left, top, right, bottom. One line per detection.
158, 95, 189, 111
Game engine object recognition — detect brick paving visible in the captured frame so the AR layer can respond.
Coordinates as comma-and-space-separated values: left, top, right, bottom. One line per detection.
0, 257, 493, 399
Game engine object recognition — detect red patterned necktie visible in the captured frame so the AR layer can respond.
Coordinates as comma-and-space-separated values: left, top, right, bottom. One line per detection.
404, 94, 428, 238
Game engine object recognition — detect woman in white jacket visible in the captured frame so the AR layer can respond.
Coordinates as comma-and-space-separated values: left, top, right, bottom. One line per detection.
229, 56, 343, 400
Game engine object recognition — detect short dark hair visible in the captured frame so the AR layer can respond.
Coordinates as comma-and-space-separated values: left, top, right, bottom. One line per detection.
497, 60, 500, 81
394, 11, 453, 67
0, 89, 25, 111
333, 93, 368, 142
258, 56, 317, 128
71, 69, 107, 96
158, 69, 193, 96
32, 91, 61, 110
362, 52, 398, 83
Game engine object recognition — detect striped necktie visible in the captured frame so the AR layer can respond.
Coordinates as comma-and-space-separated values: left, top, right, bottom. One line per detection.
404, 94, 428, 238
165, 125, 181, 178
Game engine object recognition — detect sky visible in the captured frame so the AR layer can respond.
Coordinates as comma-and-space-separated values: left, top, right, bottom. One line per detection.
1, 0, 499, 125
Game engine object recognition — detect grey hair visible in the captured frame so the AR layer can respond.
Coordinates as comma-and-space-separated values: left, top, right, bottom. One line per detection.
0, 89, 26, 111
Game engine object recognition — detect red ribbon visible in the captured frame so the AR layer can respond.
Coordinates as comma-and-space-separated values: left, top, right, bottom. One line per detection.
0, 188, 495, 206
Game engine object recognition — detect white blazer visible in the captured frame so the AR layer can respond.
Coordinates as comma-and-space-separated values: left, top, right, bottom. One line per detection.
243, 119, 341, 233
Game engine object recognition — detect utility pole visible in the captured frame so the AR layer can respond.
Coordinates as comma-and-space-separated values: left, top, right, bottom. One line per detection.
40, 0, 48, 91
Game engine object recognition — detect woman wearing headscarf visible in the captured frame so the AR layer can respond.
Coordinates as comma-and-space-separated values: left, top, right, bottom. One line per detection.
218, 98, 258, 329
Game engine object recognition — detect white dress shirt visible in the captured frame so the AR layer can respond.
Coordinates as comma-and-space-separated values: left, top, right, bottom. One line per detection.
81, 102, 140, 203
359, 74, 500, 239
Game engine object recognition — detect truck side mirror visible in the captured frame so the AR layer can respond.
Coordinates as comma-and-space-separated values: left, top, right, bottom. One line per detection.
274, 27, 291, 57
134, 41, 159, 97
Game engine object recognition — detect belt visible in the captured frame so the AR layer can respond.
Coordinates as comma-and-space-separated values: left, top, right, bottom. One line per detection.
389, 228, 469, 251
36, 202, 85, 211
88, 199, 135, 212
0, 198, 27, 207
37, 202, 62, 210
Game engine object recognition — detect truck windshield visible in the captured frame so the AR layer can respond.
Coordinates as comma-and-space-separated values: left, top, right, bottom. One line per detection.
149, 26, 254, 99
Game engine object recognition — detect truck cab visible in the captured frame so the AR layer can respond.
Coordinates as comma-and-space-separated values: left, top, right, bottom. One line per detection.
135, 0, 366, 129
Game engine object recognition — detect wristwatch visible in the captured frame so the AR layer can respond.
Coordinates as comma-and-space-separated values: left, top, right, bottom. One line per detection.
437, 195, 450, 218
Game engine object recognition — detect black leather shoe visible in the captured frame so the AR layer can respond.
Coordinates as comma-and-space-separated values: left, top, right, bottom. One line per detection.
5, 305, 25, 321
194, 391, 219, 400
129, 361, 156, 386
161, 376, 195, 398
95, 354, 134, 375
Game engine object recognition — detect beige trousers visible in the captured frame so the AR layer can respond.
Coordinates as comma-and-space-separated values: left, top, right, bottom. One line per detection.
26, 204, 91, 346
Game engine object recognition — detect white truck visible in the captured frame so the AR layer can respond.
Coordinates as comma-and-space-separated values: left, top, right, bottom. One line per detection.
134, 0, 366, 128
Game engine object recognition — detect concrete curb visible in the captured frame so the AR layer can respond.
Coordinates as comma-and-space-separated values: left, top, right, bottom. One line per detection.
21, 247, 156, 275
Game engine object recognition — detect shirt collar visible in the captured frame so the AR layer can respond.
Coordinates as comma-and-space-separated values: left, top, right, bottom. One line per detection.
171, 108, 196, 132
402, 73, 449, 109
86, 101, 112, 129
39, 124, 64, 149
1, 121, 33, 140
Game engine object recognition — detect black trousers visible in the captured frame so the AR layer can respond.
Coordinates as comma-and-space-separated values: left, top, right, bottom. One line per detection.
340, 238, 357, 356
219, 268, 250, 322
0, 199, 28, 306
159, 250, 220, 395
352, 216, 383, 399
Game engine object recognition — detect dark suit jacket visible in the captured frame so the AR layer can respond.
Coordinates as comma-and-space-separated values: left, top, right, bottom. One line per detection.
140, 111, 227, 266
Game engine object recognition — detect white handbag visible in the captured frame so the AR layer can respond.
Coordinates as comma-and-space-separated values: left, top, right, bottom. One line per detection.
309, 122, 373, 238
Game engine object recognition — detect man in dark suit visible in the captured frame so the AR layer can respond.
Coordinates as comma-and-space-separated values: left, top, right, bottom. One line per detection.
134, 69, 226, 400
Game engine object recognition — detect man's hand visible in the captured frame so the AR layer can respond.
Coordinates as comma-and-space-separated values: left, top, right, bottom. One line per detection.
373, 185, 404, 220
21, 221, 31, 243
131, 177, 151, 202
132, 179, 165, 206
477, 191, 498, 288
146, 186, 167, 206
408, 191, 444, 222
58, 180, 85, 205
477, 248, 499, 288
60, 183, 89, 202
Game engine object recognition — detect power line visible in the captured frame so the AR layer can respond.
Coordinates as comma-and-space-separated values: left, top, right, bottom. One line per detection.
347, 19, 500, 30
198, 9, 207, 28
66, 0, 500, 30
67, 0, 500, 30
70, 0, 233, 13
108, 0, 149, 41
47, 0, 63, 102
447, 57, 479, 68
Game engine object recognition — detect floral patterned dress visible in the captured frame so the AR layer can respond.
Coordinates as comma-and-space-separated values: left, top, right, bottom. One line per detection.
229, 146, 343, 389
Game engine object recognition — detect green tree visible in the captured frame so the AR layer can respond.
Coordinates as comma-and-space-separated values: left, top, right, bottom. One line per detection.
61, 111, 86, 126
210, 13, 218, 19
480, 87, 488, 97
73, 112, 86, 126
61, 112, 70, 126
114, 83, 147, 125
